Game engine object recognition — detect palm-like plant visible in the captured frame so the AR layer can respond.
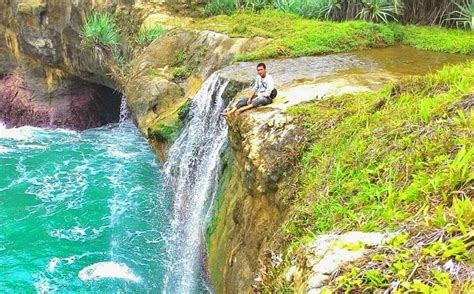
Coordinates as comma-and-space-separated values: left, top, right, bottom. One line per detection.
316, 0, 342, 20
357, 0, 399, 23
444, 0, 473, 30
243, 0, 269, 11
204, 0, 237, 16
272, 0, 296, 13
82, 12, 119, 48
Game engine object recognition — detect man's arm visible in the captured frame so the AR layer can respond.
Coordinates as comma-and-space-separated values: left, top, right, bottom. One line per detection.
248, 77, 259, 104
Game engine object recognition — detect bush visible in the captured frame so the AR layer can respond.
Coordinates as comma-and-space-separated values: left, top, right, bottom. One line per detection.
203, 0, 470, 29
82, 12, 119, 48
357, 0, 401, 23
172, 66, 191, 79
205, 0, 237, 16
444, 0, 473, 30
136, 25, 166, 46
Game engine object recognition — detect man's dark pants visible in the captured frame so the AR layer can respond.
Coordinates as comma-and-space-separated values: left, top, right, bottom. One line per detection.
235, 96, 272, 109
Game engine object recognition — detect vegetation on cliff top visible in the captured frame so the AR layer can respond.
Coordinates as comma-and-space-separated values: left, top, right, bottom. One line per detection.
192, 10, 474, 60
204, 0, 473, 30
261, 61, 474, 292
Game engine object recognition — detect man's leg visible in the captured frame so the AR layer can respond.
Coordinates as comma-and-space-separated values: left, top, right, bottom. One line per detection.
235, 104, 254, 115
236, 96, 271, 115
221, 97, 248, 116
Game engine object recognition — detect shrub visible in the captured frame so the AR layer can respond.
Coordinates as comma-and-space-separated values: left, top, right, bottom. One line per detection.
82, 12, 119, 48
444, 0, 474, 30
172, 66, 191, 79
136, 25, 166, 46
357, 0, 400, 23
205, 0, 237, 15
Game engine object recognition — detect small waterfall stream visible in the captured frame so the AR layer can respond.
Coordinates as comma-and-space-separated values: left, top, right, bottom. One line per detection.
162, 73, 229, 293
119, 94, 130, 124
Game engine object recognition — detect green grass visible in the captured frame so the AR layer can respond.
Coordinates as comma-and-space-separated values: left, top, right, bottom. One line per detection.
136, 25, 166, 46
191, 10, 474, 60
400, 24, 474, 54
204, 0, 236, 16
172, 66, 192, 79
287, 61, 474, 235
82, 12, 120, 48
264, 61, 474, 292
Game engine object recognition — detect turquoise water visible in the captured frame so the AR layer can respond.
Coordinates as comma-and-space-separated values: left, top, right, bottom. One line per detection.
0, 121, 172, 293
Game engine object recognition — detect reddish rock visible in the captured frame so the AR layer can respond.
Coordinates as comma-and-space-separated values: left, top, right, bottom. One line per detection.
0, 73, 121, 130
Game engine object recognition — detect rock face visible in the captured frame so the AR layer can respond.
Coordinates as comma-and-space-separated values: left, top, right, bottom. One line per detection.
283, 231, 394, 293
0, 0, 134, 129
123, 28, 268, 159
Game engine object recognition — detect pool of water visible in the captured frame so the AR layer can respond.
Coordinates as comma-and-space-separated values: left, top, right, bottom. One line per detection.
0, 120, 171, 293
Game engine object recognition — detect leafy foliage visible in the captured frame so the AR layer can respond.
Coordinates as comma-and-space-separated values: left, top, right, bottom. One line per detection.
82, 12, 119, 49
204, 0, 237, 15
172, 66, 191, 79
444, 0, 474, 30
203, 0, 470, 28
261, 61, 474, 293
136, 25, 166, 46
357, 0, 400, 23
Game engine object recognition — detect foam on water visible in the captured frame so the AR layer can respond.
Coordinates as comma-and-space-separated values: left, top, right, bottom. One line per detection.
1, 120, 168, 292
78, 262, 141, 282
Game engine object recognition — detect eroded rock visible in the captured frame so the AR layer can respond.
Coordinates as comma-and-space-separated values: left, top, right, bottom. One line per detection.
300, 231, 393, 293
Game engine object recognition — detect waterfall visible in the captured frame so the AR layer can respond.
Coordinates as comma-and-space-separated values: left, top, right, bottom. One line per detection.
119, 94, 130, 124
162, 73, 229, 293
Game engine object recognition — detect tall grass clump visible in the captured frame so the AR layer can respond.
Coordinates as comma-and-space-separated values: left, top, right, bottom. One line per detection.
272, 0, 342, 19
357, 0, 403, 23
444, 0, 474, 30
205, 0, 237, 15
81, 12, 119, 49
136, 25, 166, 46
203, 0, 470, 29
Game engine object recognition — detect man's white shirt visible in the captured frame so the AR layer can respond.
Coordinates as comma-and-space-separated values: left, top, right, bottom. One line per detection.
251, 74, 274, 98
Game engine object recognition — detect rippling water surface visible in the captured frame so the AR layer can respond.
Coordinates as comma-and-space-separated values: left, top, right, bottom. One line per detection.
0, 121, 171, 292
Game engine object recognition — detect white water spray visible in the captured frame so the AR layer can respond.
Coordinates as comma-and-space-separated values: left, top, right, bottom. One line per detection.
119, 94, 130, 124
162, 73, 229, 293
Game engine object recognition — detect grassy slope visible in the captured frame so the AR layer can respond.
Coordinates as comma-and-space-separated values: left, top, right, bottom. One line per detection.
191, 10, 474, 60
262, 61, 474, 292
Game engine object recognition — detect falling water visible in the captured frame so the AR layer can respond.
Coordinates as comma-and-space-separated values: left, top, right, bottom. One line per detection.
162, 73, 229, 293
119, 94, 130, 124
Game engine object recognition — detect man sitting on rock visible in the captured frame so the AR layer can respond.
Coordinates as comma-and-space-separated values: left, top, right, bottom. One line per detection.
221, 62, 277, 116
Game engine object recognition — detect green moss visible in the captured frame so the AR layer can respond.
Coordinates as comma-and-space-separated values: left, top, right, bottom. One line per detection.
146, 66, 167, 78
205, 151, 231, 244
191, 10, 474, 60
148, 121, 182, 141
148, 100, 192, 142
